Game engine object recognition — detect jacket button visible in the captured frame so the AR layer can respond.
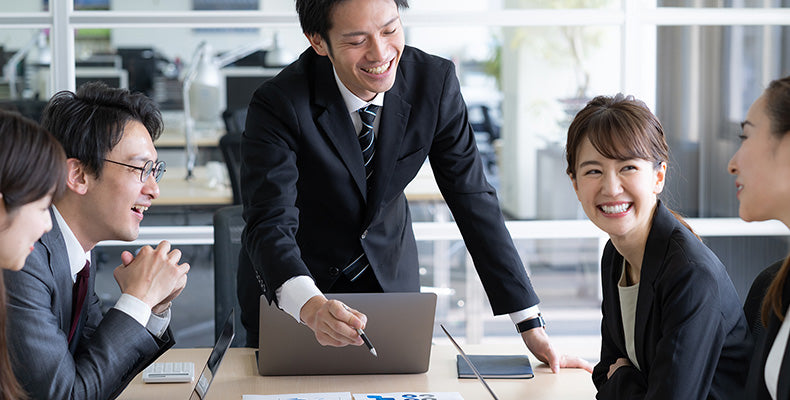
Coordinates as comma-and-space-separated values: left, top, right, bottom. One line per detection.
361, 230, 368, 240
329, 267, 340, 277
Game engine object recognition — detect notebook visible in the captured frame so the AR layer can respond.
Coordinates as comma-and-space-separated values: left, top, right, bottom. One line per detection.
257, 292, 437, 375
456, 355, 533, 379
188, 309, 236, 400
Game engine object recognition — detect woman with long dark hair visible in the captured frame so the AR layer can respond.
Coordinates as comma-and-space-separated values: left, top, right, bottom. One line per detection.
0, 109, 66, 399
729, 76, 790, 399
566, 94, 752, 399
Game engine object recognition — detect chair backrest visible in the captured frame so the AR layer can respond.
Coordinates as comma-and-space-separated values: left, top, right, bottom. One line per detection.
213, 205, 246, 347
220, 108, 247, 205
218, 133, 242, 205
744, 258, 784, 338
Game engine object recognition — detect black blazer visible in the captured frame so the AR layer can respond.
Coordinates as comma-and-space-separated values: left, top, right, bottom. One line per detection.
745, 261, 790, 399
593, 202, 753, 399
238, 46, 538, 332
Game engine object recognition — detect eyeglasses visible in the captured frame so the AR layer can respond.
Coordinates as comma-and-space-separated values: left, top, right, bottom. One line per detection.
103, 159, 167, 183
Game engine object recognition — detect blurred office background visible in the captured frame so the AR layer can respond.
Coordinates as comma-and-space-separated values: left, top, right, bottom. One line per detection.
2, 0, 790, 361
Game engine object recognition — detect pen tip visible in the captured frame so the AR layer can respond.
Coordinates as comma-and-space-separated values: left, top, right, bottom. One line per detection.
371, 348, 378, 357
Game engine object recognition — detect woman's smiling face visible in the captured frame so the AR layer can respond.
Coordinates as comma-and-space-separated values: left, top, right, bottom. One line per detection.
572, 137, 666, 241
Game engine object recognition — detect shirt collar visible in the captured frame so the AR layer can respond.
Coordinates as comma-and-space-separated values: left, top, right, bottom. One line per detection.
332, 67, 385, 115
52, 205, 91, 281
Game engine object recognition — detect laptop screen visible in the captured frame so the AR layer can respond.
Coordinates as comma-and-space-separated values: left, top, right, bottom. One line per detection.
189, 309, 235, 400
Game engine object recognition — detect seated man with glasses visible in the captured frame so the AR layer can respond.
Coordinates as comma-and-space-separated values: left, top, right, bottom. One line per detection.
3, 81, 189, 399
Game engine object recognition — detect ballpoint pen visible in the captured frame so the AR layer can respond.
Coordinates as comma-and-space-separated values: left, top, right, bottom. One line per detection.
343, 304, 378, 357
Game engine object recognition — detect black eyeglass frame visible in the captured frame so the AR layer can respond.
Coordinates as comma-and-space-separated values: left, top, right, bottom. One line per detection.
103, 159, 167, 183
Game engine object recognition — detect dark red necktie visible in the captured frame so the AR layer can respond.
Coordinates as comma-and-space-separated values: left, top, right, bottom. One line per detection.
68, 261, 90, 344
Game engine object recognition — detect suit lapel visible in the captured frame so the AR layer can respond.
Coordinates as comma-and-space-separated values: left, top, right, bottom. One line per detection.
312, 57, 367, 199
604, 247, 628, 357
633, 201, 673, 372
40, 210, 77, 350
776, 278, 790, 398
364, 87, 411, 223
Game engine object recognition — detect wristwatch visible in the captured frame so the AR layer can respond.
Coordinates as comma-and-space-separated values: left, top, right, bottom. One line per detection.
516, 313, 546, 333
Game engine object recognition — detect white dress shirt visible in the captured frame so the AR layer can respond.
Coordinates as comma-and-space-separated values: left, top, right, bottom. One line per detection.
52, 206, 170, 338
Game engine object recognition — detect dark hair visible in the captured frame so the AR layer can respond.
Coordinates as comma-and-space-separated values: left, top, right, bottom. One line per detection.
296, 0, 409, 43
565, 94, 699, 239
0, 109, 65, 400
41, 81, 162, 179
759, 75, 790, 325
0, 109, 67, 215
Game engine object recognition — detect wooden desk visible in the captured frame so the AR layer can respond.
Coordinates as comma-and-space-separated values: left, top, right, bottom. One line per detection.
119, 344, 595, 399
154, 166, 233, 206
152, 163, 439, 207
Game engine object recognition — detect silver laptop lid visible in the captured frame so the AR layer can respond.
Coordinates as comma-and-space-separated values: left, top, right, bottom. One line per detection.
258, 292, 437, 375
189, 309, 235, 400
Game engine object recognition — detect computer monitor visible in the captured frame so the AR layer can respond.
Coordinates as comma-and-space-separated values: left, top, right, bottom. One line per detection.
75, 67, 129, 90
222, 66, 281, 112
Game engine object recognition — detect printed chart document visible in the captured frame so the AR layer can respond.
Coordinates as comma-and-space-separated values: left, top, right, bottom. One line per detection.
243, 393, 352, 400
243, 393, 464, 400
353, 393, 464, 399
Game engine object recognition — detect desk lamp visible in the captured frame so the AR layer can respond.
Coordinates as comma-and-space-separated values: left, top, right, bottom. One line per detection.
2, 30, 49, 100
181, 41, 272, 180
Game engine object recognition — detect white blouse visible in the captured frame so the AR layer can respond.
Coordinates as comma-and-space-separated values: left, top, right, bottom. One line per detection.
765, 308, 790, 400
618, 259, 641, 371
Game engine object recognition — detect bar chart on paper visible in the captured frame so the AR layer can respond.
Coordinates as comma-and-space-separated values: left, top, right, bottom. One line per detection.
243, 394, 352, 400
353, 393, 464, 399
242, 393, 465, 400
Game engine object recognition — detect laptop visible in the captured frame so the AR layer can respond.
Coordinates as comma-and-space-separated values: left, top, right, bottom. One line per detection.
257, 292, 437, 375
188, 309, 236, 400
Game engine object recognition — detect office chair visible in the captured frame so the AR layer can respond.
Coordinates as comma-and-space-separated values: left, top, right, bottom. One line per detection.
213, 205, 246, 347
220, 108, 247, 205
743, 258, 784, 338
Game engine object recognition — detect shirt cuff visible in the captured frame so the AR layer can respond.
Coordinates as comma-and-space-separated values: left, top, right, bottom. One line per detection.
509, 305, 541, 325
113, 293, 151, 328
147, 307, 171, 338
276, 275, 324, 323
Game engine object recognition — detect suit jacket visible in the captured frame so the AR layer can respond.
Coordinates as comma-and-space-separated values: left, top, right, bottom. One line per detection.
593, 201, 753, 399
238, 46, 538, 336
3, 210, 174, 399
745, 261, 790, 399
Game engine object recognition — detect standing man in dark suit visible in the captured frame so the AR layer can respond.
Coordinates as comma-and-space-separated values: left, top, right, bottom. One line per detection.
239, 0, 590, 372
3, 82, 190, 399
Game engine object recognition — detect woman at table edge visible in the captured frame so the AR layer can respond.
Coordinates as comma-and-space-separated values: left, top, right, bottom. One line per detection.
565, 94, 752, 399
729, 75, 790, 400
0, 109, 66, 400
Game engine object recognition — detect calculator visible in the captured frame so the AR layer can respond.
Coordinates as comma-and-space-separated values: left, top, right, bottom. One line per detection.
142, 361, 195, 383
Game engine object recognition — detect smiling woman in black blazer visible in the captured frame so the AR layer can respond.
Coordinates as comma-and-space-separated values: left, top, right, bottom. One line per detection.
729, 75, 790, 399
566, 94, 753, 399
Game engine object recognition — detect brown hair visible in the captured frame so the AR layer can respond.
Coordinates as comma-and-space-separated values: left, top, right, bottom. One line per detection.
759, 76, 790, 325
565, 94, 699, 239
0, 109, 66, 400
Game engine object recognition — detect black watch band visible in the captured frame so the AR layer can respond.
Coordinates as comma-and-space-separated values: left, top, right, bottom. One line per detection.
516, 313, 545, 333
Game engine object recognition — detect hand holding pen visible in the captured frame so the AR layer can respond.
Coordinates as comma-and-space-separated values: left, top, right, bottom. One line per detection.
343, 304, 378, 357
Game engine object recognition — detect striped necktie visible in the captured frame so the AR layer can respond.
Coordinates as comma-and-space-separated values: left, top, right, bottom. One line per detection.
357, 104, 380, 182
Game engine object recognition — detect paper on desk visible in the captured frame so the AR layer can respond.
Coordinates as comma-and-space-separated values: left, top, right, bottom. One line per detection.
243, 393, 352, 400
352, 393, 464, 400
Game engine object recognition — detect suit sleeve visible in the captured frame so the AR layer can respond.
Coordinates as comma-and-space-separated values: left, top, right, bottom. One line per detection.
4, 249, 172, 400
240, 81, 309, 301
426, 61, 538, 314
595, 260, 727, 399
